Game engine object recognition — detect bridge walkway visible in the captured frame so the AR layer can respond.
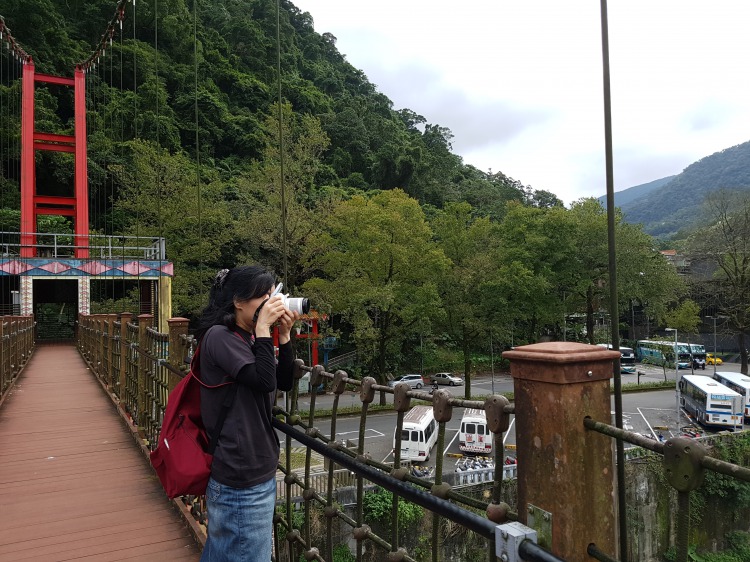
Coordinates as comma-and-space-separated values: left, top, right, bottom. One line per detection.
0, 345, 201, 561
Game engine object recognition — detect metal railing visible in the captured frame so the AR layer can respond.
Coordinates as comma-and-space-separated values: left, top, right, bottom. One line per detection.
583, 418, 750, 562
0, 315, 34, 402
0, 231, 166, 260
75, 321, 750, 562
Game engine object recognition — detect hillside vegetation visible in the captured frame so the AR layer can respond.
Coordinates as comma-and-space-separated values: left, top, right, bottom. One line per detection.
618, 141, 750, 238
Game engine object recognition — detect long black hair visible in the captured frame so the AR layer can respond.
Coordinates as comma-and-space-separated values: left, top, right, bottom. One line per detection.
195, 265, 276, 342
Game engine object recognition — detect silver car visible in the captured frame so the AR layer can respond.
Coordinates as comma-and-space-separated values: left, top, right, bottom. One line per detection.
430, 372, 464, 386
387, 374, 425, 389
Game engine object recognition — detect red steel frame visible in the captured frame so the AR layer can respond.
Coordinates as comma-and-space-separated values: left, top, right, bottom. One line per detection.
20, 60, 89, 258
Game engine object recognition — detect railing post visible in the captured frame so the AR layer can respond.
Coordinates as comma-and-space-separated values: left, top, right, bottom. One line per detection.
0, 318, 5, 394
137, 314, 153, 437
106, 314, 117, 389
167, 317, 189, 392
119, 312, 132, 397
96, 315, 105, 381
503, 342, 619, 561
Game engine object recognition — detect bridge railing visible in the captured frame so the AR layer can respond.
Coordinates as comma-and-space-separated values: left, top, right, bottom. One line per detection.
0, 315, 34, 402
0, 230, 167, 260
75, 323, 750, 562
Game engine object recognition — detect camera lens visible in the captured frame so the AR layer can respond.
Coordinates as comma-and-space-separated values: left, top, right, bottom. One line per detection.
286, 297, 310, 315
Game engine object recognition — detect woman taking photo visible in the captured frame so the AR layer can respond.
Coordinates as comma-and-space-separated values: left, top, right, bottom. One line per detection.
196, 265, 300, 562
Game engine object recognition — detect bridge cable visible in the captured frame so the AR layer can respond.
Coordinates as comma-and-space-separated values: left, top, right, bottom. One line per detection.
193, 0, 203, 301
274, 3, 295, 557
154, 0, 163, 324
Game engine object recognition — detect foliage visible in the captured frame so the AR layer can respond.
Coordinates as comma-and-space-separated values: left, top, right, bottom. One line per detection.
664, 300, 701, 337
663, 532, 750, 562
431, 202, 498, 397
362, 487, 423, 532
620, 141, 750, 238
0, 0, 691, 375
688, 189, 750, 373
302, 189, 448, 400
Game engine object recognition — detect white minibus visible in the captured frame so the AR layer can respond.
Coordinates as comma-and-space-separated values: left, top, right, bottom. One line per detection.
393, 405, 438, 462
458, 408, 493, 454
713, 371, 750, 422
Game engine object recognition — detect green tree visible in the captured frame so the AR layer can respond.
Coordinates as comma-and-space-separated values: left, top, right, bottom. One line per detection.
565, 199, 683, 344
688, 189, 750, 374
664, 300, 701, 338
431, 202, 496, 398
303, 189, 448, 403
113, 140, 233, 316
237, 101, 330, 292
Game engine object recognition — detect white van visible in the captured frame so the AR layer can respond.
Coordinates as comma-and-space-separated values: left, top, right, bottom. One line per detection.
458, 408, 492, 454
392, 405, 438, 462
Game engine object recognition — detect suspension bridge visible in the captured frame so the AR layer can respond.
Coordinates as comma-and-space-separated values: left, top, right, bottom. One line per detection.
1, 3, 750, 562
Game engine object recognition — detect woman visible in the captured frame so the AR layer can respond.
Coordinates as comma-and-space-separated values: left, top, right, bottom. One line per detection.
196, 265, 300, 562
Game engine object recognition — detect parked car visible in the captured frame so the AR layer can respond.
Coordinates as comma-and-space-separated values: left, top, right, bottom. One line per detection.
706, 353, 723, 365
388, 373, 425, 389
430, 372, 464, 386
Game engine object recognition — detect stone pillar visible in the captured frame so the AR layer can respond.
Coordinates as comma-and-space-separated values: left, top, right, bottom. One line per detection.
503, 342, 619, 561
20, 276, 33, 316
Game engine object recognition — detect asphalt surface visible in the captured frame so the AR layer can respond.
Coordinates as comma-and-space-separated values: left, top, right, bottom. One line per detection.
281, 362, 748, 473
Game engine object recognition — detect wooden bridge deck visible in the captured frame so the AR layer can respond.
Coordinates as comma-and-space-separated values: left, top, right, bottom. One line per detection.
0, 345, 201, 561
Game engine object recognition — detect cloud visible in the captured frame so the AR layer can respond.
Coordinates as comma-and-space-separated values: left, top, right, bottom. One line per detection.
295, 0, 750, 205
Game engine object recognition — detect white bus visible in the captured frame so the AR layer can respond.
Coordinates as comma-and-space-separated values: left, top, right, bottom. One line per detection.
713, 371, 750, 422
393, 405, 438, 462
679, 374, 743, 429
458, 408, 493, 455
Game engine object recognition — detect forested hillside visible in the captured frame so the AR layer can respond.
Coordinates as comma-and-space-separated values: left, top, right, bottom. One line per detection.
620, 141, 750, 238
1, 0, 685, 388
598, 176, 673, 209
1, 0, 549, 214
1, 0, 554, 297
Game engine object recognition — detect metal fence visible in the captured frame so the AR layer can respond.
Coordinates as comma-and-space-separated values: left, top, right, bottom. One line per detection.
74, 320, 750, 562
0, 231, 166, 260
0, 315, 34, 401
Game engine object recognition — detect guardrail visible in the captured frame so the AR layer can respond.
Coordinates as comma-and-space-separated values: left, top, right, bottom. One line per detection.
0, 230, 166, 259
76, 323, 750, 562
0, 315, 34, 403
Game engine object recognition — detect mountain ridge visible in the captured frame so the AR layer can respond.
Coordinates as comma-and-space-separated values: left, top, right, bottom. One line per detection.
601, 141, 750, 238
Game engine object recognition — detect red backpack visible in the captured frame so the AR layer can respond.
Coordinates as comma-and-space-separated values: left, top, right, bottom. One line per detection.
150, 344, 236, 498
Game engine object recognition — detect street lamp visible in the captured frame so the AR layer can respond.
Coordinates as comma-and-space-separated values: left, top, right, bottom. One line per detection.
666, 327, 680, 428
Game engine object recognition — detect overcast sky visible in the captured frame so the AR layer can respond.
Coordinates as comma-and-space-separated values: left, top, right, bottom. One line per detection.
291, 1, 750, 205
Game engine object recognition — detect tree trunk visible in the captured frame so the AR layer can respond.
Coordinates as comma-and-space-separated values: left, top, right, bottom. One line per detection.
738, 332, 748, 375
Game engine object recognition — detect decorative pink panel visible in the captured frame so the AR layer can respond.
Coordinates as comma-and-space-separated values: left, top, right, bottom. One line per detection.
0, 260, 34, 275
38, 261, 72, 274
119, 261, 150, 275
77, 261, 112, 275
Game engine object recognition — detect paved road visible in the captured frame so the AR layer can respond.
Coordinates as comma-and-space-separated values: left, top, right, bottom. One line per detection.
281, 362, 749, 472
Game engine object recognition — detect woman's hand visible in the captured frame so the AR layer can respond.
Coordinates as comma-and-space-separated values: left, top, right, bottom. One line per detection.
254, 295, 287, 338
277, 307, 300, 345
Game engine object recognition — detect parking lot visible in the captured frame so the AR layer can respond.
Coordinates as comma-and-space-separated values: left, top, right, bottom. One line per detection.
288, 362, 747, 473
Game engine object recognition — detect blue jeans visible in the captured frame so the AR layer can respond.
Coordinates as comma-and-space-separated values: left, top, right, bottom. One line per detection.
200, 476, 276, 562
